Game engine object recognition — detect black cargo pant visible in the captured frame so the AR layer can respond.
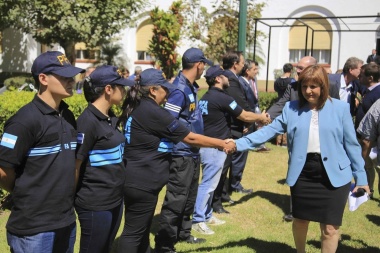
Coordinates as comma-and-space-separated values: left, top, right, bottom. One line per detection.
155, 156, 200, 250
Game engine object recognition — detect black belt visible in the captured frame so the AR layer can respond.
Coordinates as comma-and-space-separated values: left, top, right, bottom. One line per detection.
307, 152, 321, 157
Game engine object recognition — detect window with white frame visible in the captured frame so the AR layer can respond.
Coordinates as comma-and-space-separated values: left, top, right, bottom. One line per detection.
289, 49, 331, 64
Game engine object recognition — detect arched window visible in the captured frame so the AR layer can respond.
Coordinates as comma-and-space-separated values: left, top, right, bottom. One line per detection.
289, 14, 332, 64
136, 19, 154, 61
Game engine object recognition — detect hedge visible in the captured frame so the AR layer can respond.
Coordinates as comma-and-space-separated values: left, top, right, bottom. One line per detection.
0, 90, 279, 136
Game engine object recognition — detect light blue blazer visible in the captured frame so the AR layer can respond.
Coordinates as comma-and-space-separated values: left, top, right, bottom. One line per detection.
235, 98, 367, 187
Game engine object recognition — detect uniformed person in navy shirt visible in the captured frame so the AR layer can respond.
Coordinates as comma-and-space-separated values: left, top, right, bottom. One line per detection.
75, 65, 134, 253
155, 48, 214, 253
192, 65, 270, 235
0, 51, 84, 253
117, 68, 233, 253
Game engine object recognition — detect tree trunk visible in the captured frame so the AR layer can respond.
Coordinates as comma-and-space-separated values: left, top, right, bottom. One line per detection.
61, 40, 76, 65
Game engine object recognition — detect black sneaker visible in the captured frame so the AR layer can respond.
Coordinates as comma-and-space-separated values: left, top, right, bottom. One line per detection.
182, 235, 206, 244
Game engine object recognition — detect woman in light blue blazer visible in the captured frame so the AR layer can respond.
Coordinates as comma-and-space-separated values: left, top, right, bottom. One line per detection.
231, 65, 369, 253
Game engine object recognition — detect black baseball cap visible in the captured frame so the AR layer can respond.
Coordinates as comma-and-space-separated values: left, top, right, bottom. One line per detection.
182, 48, 213, 66
31, 51, 84, 78
205, 65, 226, 79
139, 68, 172, 89
88, 65, 135, 87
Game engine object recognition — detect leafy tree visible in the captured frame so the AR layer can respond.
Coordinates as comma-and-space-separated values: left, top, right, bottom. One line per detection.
148, 1, 183, 79
182, 0, 266, 64
2, 0, 144, 64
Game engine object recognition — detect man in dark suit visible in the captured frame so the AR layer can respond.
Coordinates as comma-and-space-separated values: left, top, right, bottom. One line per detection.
267, 56, 340, 119
366, 49, 380, 65
328, 56, 366, 116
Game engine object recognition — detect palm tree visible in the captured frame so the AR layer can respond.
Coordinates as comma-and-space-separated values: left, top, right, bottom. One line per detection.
101, 43, 122, 65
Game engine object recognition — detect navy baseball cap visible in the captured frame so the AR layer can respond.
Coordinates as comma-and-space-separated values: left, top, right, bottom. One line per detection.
139, 68, 172, 89
31, 51, 84, 78
205, 65, 226, 79
182, 48, 213, 66
88, 65, 135, 87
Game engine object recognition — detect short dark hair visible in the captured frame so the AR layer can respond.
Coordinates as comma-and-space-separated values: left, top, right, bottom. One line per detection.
222, 51, 243, 70
182, 61, 196, 70
362, 63, 380, 82
283, 63, 293, 73
298, 65, 330, 110
205, 77, 217, 87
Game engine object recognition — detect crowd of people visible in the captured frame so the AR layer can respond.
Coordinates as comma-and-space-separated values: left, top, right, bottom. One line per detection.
0, 46, 377, 253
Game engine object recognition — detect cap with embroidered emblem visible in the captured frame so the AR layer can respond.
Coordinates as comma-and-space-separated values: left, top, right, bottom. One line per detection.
87, 65, 135, 87
31, 51, 85, 78
139, 68, 172, 89
183, 48, 213, 66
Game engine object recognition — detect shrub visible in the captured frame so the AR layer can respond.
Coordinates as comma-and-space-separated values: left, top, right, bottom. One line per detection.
0, 91, 126, 136
0, 91, 34, 135
4, 74, 35, 91
259, 92, 278, 111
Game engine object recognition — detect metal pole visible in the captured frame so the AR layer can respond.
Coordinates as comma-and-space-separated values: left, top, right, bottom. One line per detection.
265, 26, 271, 92
237, 0, 247, 55
253, 19, 258, 60
311, 30, 314, 56
304, 26, 309, 56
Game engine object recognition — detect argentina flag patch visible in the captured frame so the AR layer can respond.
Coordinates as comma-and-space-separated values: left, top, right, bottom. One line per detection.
77, 133, 85, 144
168, 120, 180, 133
229, 101, 237, 110
1, 133, 18, 149
188, 94, 195, 102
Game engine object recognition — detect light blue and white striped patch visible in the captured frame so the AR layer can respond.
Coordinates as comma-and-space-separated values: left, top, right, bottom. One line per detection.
125, 117, 133, 144
229, 101, 237, 110
27, 144, 61, 156
158, 138, 174, 153
70, 142, 77, 150
77, 133, 85, 144
0, 133, 18, 149
89, 144, 123, 166
188, 94, 195, 102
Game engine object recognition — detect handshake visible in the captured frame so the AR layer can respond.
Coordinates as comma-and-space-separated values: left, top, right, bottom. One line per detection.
223, 139, 237, 154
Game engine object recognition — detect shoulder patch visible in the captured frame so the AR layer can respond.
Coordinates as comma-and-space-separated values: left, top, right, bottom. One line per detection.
0, 133, 18, 149
229, 101, 237, 110
168, 120, 180, 133
77, 133, 85, 144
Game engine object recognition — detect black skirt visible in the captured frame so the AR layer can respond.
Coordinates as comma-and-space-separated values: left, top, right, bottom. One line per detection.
290, 153, 350, 226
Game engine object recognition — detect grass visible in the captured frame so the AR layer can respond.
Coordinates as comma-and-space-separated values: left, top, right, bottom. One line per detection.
0, 143, 379, 252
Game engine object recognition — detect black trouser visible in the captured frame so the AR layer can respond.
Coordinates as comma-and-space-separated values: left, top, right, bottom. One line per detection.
155, 156, 200, 250
229, 150, 249, 191
118, 187, 159, 253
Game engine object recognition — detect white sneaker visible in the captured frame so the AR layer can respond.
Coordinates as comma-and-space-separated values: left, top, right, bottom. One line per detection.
192, 222, 215, 235
206, 216, 226, 225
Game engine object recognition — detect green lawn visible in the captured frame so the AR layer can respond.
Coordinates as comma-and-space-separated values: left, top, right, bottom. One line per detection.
0, 143, 379, 252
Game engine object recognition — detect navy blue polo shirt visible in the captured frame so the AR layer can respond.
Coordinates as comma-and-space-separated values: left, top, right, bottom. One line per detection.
124, 97, 190, 193
75, 103, 126, 211
0, 95, 77, 235
199, 87, 243, 139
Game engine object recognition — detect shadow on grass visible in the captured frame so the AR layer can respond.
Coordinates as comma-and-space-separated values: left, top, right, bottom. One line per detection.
366, 214, 380, 226
308, 234, 380, 253
179, 237, 294, 253
230, 190, 290, 215
277, 178, 286, 185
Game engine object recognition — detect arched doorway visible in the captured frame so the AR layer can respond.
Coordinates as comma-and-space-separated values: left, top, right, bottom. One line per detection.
288, 14, 332, 64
